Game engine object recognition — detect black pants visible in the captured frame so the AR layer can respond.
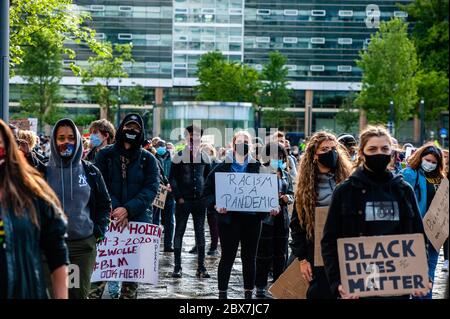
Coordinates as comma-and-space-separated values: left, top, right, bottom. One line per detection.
306, 267, 335, 299
444, 238, 449, 260
207, 211, 219, 250
255, 214, 289, 289
218, 213, 262, 291
173, 200, 206, 269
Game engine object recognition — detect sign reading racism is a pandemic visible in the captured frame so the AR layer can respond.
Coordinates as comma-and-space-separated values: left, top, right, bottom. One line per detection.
338, 234, 428, 297
91, 222, 161, 284
215, 172, 279, 212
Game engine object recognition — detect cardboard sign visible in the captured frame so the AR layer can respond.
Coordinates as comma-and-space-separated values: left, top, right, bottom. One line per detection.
405, 147, 415, 160
215, 172, 278, 212
423, 177, 449, 251
201, 134, 215, 145
10, 119, 31, 131
91, 222, 161, 284
314, 206, 329, 267
338, 233, 428, 297
268, 259, 309, 299
153, 184, 169, 209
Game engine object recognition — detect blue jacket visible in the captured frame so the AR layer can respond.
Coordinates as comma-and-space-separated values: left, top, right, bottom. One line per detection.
401, 167, 427, 217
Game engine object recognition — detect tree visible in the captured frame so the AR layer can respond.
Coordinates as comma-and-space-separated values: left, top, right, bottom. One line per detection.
122, 85, 146, 107
400, 0, 449, 76
355, 18, 418, 135
9, 0, 106, 75
336, 92, 359, 133
18, 29, 63, 132
81, 43, 133, 121
196, 51, 260, 103
259, 51, 293, 128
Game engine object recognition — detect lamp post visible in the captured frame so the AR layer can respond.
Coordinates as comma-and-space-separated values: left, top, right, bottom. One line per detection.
419, 98, 425, 144
116, 78, 122, 128
0, 0, 10, 122
388, 100, 394, 135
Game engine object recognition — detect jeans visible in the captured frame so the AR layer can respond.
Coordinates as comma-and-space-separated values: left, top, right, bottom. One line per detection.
173, 199, 207, 269
163, 197, 175, 249
218, 213, 262, 291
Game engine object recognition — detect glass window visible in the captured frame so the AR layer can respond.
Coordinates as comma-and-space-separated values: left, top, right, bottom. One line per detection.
257, 9, 271, 16
284, 9, 298, 16
337, 65, 352, 72
118, 34, 132, 40
311, 10, 326, 17
310, 65, 325, 72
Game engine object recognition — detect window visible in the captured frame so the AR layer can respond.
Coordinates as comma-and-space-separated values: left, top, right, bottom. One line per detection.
62, 60, 75, 67
174, 8, 188, 14
201, 8, 215, 14
119, 6, 132, 12
284, 9, 298, 16
337, 65, 352, 72
90, 5, 105, 11
338, 10, 353, 17
201, 35, 215, 42
257, 9, 271, 16
122, 61, 132, 68
254, 64, 263, 71
173, 63, 187, 69
286, 65, 297, 71
146, 62, 160, 69
283, 37, 298, 44
95, 33, 106, 40
311, 10, 326, 17
176, 35, 189, 42
310, 65, 325, 72
118, 33, 132, 40
364, 38, 371, 45
148, 7, 161, 13
311, 37, 325, 44
229, 36, 242, 43
256, 37, 270, 43
229, 8, 242, 15
394, 11, 408, 18
338, 38, 353, 45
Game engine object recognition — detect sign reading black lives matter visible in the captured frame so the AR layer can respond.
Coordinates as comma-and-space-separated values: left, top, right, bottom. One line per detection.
215, 173, 278, 212
338, 234, 429, 297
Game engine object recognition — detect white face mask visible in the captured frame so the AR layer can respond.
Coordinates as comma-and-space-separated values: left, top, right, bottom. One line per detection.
421, 159, 437, 172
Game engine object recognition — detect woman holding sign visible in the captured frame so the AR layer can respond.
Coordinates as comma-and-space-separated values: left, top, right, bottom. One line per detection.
203, 131, 279, 299
289, 131, 352, 299
401, 143, 445, 299
321, 126, 430, 299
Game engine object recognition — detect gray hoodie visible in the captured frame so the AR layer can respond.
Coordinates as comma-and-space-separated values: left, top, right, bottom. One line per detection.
47, 119, 93, 240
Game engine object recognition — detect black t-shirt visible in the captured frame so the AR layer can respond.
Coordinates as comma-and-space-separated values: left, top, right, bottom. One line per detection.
0, 215, 7, 299
425, 173, 442, 211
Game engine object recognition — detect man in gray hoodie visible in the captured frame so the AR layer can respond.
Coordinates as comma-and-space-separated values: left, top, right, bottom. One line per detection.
46, 118, 111, 299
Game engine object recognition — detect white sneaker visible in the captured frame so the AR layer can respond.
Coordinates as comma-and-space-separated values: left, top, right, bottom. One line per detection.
443, 260, 449, 272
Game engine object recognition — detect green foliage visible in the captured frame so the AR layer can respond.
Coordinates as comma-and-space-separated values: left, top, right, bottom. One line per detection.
195, 51, 260, 103
355, 19, 418, 135
122, 85, 146, 106
73, 114, 97, 127
336, 92, 359, 133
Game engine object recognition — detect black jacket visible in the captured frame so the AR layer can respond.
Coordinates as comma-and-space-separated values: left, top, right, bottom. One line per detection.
94, 114, 160, 223
202, 160, 269, 224
321, 167, 425, 296
2, 198, 69, 299
169, 147, 212, 201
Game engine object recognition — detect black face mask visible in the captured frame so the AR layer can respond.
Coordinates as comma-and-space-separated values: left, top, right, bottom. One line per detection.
363, 153, 391, 173
318, 149, 338, 170
234, 143, 250, 157
123, 129, 140, 145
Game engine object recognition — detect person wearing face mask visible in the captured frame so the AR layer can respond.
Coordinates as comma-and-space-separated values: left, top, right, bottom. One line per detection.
154, 139, 175, 252
85, 119, 115, 163
255, 142, 294, 298
203, 131, 278, 299
401, 143, 446, 298
321, 126, 430, 299
45, 119, 111, 299
92, 113, 160, 299
169, 125, 212, 279
289, 131, 352, 299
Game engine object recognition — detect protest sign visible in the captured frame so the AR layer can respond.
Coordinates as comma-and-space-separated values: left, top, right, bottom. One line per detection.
423, 177, 449, 251
405, 147, 415, 160
314, 206, 329, 267
201, 134, 215, 145
91, 222, 162, 284
153, 184, 169, 209
338, 233, 428, 297
215, 172, 278, 212
268, 259, 309, 299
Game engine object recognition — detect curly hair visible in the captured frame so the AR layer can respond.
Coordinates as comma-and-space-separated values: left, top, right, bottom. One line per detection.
295, 131, 352, 239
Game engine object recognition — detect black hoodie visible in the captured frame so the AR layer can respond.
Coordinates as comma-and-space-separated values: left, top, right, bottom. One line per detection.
321, 166, 425, 296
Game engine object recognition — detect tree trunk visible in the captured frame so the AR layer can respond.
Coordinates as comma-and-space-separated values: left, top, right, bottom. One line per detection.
100, 107, 108, 120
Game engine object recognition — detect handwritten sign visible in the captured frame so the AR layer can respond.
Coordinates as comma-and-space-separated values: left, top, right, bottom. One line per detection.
153, 184, 169, 209
215, 172, 278, 212
423, 177, 449, 251
269, 259, 309, 299
91, 222, 161, 284
338, 234, 428, 297
314, 206, 329, 267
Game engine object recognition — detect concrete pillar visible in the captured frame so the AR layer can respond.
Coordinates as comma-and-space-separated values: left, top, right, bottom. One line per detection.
413, 115, 420, 144
304, 90, 313, 137
153, 87, 163, 137
359, 109, 367, 132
